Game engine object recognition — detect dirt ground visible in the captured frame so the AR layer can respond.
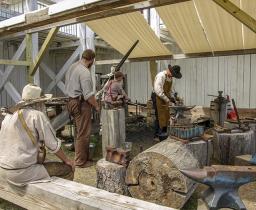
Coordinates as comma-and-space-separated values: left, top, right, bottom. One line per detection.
1, 116, 256, 210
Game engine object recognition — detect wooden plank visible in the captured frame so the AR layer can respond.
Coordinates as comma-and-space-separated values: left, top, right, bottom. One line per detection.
149, 60, 157, 87
237, 55, 244, 107
228, 56, 238, 102
218, 56, 225, 92
30, 27, 59, 76
0, 59, 30, 66
250, 54, 256, 108
212, 0, 256, 33
0, 177, 174, 210
243, 55, 251, 108
0, 0, 190, 37
26, 33, 33, 82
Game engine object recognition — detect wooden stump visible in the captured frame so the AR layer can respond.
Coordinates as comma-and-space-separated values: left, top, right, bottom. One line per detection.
126, 138, 202, 209
184, 139, 213, 167
235, 154, 253, 166
213, 130, 255, 164
96, 159, 129, 196
101, 108, 126, 157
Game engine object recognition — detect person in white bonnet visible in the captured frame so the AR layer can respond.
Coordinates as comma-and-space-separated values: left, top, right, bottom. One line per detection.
0, 84, 74, 187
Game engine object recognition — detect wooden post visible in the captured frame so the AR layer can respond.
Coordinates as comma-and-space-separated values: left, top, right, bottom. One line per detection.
96, 159, 129, 196
30, 27, 59, 76
26, 33, 33, 83
213, 130, 255, 164
149, 60, 157, 87
101, 108, 126, 158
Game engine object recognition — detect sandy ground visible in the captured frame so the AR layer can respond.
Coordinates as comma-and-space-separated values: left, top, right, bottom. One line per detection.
1, 117, 256, 209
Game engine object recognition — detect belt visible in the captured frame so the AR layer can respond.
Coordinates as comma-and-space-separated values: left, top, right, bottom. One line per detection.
68, 95, 84, 101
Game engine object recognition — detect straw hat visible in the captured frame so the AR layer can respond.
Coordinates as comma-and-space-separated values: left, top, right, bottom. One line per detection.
12, 84, 52, 111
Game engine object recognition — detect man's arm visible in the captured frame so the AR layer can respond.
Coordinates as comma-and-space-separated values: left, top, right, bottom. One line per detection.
87, 95, 100, 111
35, 112, 74, 170
154, 73, 170, 103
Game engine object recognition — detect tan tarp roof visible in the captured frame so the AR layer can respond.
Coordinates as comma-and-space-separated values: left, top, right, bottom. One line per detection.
86, 1, 256, 56
157, 0, 256, 53
86, 12, 171, 58
156, 1, 211, 53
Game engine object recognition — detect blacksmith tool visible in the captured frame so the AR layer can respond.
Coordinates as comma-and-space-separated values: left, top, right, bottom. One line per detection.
106, 146, 131, 167
180, 165, 256, 210
169, 105, 195, 121
231, 99, 242, 129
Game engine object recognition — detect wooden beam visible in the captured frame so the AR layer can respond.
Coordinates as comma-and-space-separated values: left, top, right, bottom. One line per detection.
94, 48, 256, 64
212, 0, 256, 34
149, 60, 157, 87
46, 46, 80, 93
0, 38, 26, 95
0, 177, 174, 210
0, 59, 30, 66
128, 48, 256, 61
26, 33, 33, 82
0, 0, 190, 37
40, 62, 66, 94
30, 27, 59, 76
0, 71, 21, 102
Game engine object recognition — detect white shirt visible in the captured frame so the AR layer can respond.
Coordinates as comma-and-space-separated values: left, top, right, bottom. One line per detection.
153, 71, 172, 103
0, 109, 61, 186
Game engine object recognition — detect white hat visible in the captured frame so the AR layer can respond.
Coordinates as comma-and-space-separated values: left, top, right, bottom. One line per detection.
21, 84, 52, 101
11, 84, 52, 112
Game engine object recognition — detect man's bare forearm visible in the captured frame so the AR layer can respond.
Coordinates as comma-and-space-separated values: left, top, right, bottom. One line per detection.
87, 95, 99, 110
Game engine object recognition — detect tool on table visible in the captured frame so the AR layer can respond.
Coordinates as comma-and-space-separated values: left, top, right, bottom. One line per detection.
209, 91, 229, 127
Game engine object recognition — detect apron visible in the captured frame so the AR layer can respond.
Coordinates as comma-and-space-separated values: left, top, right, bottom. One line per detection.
156, 78, 172, 129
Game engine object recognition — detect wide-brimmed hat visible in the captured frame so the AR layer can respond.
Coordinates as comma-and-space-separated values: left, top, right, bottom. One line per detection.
168, 65, 182, 79
11, 84, 52, 111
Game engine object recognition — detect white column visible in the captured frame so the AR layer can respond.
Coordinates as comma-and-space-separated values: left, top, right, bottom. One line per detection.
79, 23, 96, 93
25, 0, 40, 86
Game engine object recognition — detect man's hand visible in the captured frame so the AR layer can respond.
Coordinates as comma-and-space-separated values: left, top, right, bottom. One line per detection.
95, 105, 100, 112
65, 159, 75, 172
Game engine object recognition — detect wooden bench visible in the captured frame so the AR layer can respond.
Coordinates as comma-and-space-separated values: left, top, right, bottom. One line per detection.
0, 177, 175, 210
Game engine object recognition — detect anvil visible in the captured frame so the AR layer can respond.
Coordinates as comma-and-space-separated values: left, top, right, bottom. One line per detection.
180, 165, 256, 210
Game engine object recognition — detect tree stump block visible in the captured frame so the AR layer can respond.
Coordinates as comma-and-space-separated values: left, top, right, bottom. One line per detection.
96, 159, 129, 196
126, 138, 202, 209
101, 108, 126, 158
184, 139, 213, 167
213, 130, 255, 164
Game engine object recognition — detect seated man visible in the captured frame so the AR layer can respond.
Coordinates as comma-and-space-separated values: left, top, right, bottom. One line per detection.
0, 84, 74, 187
103, 72, 129, 109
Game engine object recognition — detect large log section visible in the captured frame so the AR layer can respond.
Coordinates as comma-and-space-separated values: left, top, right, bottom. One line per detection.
126, 138, 202, 209
0, 0, 190, 38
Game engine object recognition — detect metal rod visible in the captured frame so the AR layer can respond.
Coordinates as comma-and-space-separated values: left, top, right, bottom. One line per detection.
231, 98, 241, 128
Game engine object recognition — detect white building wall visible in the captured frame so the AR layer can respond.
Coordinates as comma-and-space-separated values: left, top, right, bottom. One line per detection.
161, 54, 256, 108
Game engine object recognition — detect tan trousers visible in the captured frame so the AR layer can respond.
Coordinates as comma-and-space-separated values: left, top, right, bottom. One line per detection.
44, 161, 74, 180
67, 98, 92, 166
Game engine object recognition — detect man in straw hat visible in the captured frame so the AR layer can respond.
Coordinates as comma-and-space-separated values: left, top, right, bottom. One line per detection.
65, 49, 99, 168
0, 84, 74, 186
151, 65, 182, 141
